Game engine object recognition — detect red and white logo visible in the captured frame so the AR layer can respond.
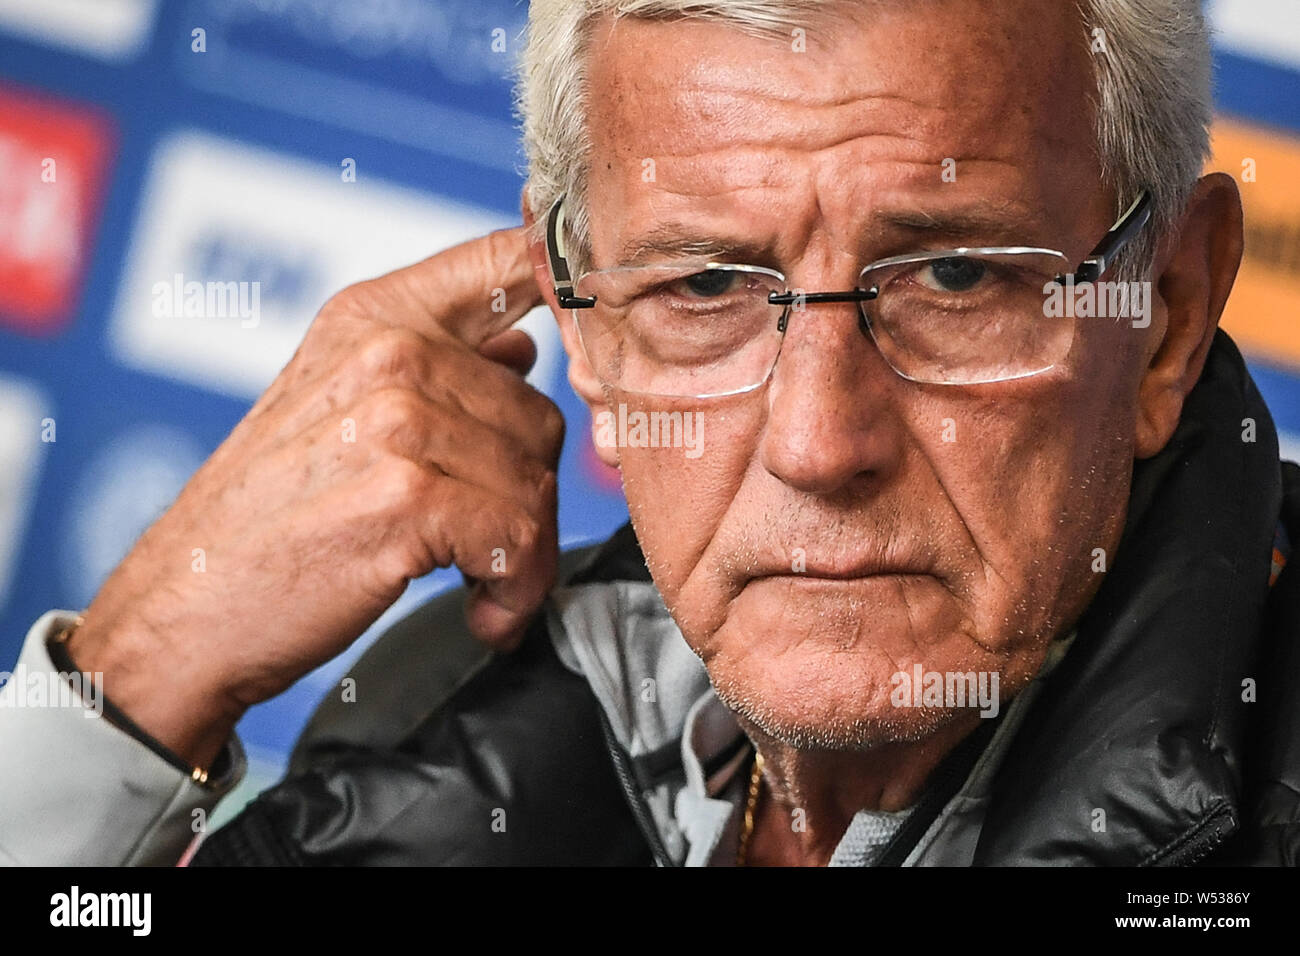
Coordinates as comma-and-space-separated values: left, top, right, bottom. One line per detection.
0, 83, 114, 336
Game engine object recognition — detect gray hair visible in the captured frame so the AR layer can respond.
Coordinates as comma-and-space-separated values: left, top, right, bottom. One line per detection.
513, 0, 1212, 281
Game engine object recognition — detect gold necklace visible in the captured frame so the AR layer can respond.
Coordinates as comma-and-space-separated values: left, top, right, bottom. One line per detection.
736, 749, 764, 866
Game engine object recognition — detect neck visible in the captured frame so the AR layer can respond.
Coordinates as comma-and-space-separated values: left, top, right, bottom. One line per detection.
736, 711, 984, 866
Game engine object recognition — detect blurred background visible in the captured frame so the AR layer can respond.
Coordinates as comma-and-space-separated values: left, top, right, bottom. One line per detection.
0, 0, 1296, 821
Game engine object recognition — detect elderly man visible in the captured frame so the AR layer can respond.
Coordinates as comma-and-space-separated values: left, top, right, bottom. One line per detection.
1, 0, 1296, 867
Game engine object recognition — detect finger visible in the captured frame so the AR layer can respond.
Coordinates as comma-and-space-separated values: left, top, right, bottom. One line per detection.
409, 474, 557, 646
463, 479, 557, 647
478, 328, 538, 378
372, 225, 545, 346
285, 326, 565, 465
424, 342, 565, 465
351, 387, 555, 508
419, 342, 565, 464
464, 580, 531, 651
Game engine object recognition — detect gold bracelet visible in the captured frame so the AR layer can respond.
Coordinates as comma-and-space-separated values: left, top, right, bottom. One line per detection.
52, 613, 86, 645
53, 613, 215, 788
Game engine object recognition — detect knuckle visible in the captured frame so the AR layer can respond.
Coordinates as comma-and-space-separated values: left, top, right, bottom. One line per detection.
356, 327, 427, 385
385, 531, 439, 584
521, 463, 556, 511
321, 281, 374, 320
480, 228, 516, 286
376, 457, 435, 511
517, 455, 553, 502
506, 455, 552, 514
504, 512, 542, 556
358, 387, 426, 443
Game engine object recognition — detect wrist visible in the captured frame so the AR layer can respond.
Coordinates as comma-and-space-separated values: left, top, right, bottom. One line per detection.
63, 612, 246, 770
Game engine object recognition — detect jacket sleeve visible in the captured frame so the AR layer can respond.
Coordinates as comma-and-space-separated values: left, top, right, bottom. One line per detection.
0, 610, 246, 866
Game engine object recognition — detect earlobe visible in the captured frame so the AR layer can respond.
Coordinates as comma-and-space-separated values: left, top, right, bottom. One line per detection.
521, 188, 617, 466
1132, 173, 1244, 460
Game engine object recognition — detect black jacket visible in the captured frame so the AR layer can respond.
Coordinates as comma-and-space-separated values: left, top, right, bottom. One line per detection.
193, 331, 1300, 865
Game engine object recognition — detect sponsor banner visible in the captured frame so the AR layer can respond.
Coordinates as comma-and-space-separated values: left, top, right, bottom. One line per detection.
0, 82, 114, 335
1208, 118, 1300, 370
111, 130, 559, 399
177, 0, 524, 170
1208, 0, 1300, 74
0, 0, 157, 63
184, 0, 525, 107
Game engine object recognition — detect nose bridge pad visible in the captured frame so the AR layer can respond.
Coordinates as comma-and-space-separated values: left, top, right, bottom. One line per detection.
856, 305, 871, 339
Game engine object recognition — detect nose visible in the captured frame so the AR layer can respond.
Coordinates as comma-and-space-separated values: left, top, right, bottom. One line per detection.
759, 297, 906, 496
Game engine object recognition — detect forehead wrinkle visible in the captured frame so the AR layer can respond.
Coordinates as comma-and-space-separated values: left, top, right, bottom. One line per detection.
606, 79, 1061, 207
625, 83, 972, 167
591, 5, 1095, 184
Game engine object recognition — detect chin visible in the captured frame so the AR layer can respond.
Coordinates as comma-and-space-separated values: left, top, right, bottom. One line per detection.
692, 574, 1005, 750
704, 644, 969, 751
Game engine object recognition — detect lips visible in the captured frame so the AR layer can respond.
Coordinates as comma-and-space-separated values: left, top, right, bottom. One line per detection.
789, 568, 932, 580
761, 569, 934, 582
749, 555, 937, 582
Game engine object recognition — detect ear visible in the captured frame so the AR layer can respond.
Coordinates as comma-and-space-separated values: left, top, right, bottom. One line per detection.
521, 187, 618, 468
1133, 173, 1245, 459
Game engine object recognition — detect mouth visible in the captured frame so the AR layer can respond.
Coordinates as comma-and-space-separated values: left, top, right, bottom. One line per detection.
787, 568, 931, 581
732, 541, 946, 593
749, 563, 938, 584
755, 572, 938, 591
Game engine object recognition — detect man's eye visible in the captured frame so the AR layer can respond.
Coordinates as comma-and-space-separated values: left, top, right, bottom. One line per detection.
676, 269, 739, 298
919, 257, 987, 292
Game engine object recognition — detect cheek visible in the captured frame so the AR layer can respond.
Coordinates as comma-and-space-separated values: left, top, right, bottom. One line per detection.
616, 394, 763, 603
927, 372, 1136, 643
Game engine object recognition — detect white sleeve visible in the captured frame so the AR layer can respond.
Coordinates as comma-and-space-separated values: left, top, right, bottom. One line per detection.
0, 611, 247, 866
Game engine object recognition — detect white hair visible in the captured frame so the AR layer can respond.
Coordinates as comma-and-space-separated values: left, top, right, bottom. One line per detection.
513, 0, 1212, 281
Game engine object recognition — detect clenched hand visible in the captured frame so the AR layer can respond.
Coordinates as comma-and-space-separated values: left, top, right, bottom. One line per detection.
67, 225, 564, 768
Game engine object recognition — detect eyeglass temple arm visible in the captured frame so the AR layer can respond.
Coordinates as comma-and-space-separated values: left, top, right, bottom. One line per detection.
1060, 190, 1153, 285
546, 196, 598, 309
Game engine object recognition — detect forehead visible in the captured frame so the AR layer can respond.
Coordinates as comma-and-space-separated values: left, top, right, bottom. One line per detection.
581, 0, 1103, 267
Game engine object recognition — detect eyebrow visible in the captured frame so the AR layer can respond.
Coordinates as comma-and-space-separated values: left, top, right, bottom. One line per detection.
616, 226, 775, 269
614, 203, 1045, 270
875, 205, 1043, 246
